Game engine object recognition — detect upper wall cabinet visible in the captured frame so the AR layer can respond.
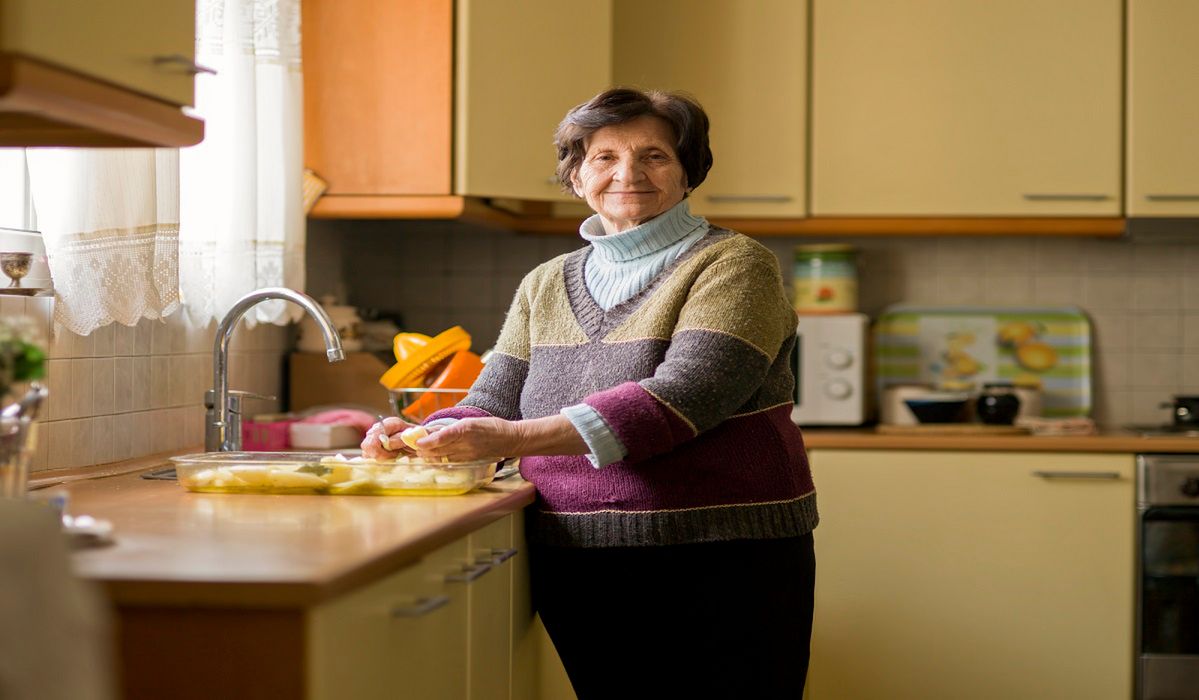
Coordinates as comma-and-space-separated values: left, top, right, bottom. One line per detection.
612, 0, 807, 219
1127, 0, 1199, 217
455, 0, 611, 202
0, 0, 203, 147
304, 0, 611, 208
303, 0, 453, 197
811, 0, 1122, 217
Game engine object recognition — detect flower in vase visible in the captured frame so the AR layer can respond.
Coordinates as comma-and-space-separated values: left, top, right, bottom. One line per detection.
0, 316, 45, 401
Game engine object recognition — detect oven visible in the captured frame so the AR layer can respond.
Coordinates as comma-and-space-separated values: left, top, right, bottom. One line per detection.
1137, 454, 1199, 700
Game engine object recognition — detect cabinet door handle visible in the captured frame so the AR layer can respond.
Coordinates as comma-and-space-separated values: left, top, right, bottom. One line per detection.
705, 194, 793, 203
1145, 194, 1199, 202
1021, 193, 1111, 202
445, 561, 493, 583
490, 547, 518, 565
1031, 470, 1122, 480
391, 595, 450, 618
152, 54, 217, 75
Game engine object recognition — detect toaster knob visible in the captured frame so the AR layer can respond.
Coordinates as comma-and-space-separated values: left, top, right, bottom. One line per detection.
825, 349, 854, 370
824, 379, 853, 400
1181, 477, 1199, 498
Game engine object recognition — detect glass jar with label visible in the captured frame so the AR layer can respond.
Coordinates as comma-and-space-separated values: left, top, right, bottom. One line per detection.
792, 244, 858, 313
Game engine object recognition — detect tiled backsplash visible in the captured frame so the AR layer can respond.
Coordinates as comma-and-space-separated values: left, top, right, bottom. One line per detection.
310, 219, 1199, 429
0, 295, 290, 472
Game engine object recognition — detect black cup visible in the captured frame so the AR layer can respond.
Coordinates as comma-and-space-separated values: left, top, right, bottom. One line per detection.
976, 384, 1022, 425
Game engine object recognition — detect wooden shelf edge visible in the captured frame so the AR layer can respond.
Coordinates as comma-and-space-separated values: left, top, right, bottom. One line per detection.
0, 53, 203, 147
311, 196, 1126, 238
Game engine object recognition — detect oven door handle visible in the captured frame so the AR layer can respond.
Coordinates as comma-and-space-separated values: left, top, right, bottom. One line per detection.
1031, 470, 1122, 480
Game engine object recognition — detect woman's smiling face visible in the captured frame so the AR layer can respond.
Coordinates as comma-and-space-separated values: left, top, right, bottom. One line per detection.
571, 115, 689, 234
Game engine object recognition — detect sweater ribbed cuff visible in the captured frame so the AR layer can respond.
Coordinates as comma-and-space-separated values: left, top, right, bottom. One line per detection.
560, 403, 627, 469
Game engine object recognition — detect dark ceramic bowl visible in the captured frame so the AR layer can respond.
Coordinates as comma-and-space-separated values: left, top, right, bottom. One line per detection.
904, 396, 969, 424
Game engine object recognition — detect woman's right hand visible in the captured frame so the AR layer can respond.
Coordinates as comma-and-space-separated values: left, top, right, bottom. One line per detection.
361, 416, 418, 460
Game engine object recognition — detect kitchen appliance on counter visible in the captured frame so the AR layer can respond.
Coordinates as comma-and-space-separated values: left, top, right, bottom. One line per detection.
1137, 454, 1199, 699
1128, 395, 1199, 437
791, 313, 868, 426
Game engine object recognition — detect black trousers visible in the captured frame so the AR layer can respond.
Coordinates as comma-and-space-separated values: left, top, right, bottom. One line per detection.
530, 533, 816, 700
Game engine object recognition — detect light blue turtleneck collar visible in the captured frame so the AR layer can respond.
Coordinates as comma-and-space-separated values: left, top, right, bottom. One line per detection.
577, 199, 709, 310
579, 199, 708, 263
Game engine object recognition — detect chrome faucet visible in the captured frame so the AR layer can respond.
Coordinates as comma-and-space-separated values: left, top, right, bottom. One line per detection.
206, 287, 345, 451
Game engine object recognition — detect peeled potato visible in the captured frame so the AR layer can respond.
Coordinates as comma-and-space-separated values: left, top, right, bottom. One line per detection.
268, 470, 327, 489
228, 466, 272, 486
400, 426, 429, 449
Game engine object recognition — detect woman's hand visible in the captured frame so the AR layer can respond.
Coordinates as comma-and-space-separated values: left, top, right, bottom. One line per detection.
410, 417, 524, 462
360, 416, 420, 460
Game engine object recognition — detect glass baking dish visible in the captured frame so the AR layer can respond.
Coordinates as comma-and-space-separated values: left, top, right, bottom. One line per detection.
169, 451, 498, 496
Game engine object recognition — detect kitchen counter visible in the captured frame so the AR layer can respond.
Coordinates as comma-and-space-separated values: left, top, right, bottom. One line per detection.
61, 465, 535, 608
801, 427, 1199, 453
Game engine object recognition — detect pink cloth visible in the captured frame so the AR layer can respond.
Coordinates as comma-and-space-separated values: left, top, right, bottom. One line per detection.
298, 409, 377, 435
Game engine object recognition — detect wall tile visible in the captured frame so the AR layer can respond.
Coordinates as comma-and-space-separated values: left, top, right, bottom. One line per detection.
49, 323, 72, 359
1086, 241, 1133, 272
46, 420, 69, 470
93, 415, 114, 465
983, 241, 1034, 274
69, 359, 95, 419
133, 411, 154, 458
1131, 389, 1171, 426
1080, 275, 1133, 311
1181, 355, 1199, 392
151, 319, 172, 355
1031, 276, 1081, 304
92, 323, 115, 357
936, 275, 986, 304
30, 420, 48, 471
71, 326, 95, 358
1095, 350, 1133, 390
114, 358, 133, 413
1185, 275, 1199, 312
1185, 314, 1199, 351
44, 359, 66, 421
1089, 312, 1132, 351
981, 273, 1035, 305
1033, 239, 1086, 274
25, 297, 52, 351
92, 358, 116, 415
168, 355, 188, 407
1133, 243, 1189, 274
1133, 275, 1182, 311
1133, 314, 1183, 351
114, 322, 136, 356
112, 414, 133, 462
133, 357, 152, 411
150, 356, 170, 409
1132, 353, 1182, 388
69, 417, 94, 469
135, 319, 153, 355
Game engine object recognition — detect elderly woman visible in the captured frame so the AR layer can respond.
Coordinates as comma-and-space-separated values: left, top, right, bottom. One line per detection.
364, 87, 817, 698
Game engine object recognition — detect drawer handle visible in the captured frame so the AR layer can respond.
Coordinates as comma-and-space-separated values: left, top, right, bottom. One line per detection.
152, 54, 217, 76
705, 194, 793, 203
490, 547, 518, 565
391, 595, 449, 618
1031, 470, 1121, 480
1145, 194, 1199, 202
1021, 193, 1111, 202
445, 561, 492, 583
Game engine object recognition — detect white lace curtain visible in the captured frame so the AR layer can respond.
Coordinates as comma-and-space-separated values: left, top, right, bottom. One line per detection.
180, 0, 306, 327
26, 150, 180, 335
24, 0, 305, 335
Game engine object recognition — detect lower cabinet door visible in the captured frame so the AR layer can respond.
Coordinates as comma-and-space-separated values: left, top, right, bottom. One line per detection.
308, 539, 470, 700
806, 449, 1134, 700
466, 515, 514, 700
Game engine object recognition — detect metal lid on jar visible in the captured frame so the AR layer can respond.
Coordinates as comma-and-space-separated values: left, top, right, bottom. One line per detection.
794, 243, 856, 258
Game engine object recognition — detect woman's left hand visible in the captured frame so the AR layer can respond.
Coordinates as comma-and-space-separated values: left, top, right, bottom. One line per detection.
411, 416, 524, 462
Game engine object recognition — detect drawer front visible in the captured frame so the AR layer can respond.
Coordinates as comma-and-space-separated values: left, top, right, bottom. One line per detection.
308, 539, 471, 700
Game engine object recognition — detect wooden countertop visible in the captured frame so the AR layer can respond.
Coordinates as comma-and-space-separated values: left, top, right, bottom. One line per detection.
60, 466, 535, 609
801, 428, 1199, 453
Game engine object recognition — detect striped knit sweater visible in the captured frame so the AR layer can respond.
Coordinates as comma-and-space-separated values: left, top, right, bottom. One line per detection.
428, 227, 818, 548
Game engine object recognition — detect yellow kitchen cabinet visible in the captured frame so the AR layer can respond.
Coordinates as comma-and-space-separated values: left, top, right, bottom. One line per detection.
1127, 0, 1199, 216
612, 0, 807, 219
810, 0, 1122, 217
0, 0, 203, 146
455, 0, 611, 202
805, 449, 1134, 700
466, 515, 514, 700
308, 537, 471, 700
308, 512, 528, 700
305, 0, 610, 214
